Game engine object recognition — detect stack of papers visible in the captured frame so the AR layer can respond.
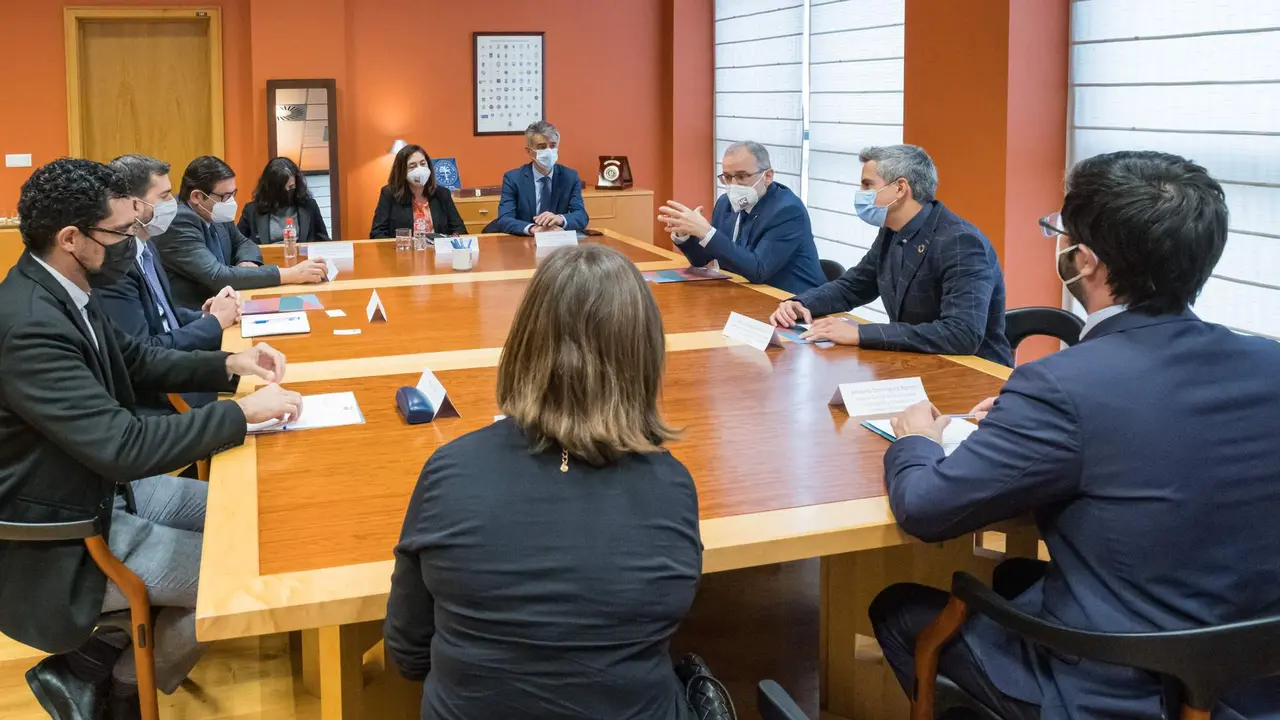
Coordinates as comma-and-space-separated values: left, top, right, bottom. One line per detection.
862, 418, 978, 456
247, 392, 366, 434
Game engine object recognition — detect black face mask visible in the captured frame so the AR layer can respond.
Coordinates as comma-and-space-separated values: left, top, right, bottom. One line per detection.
77, 233, 137, 288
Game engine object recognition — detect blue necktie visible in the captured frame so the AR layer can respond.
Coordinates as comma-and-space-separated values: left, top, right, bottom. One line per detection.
140, 243, 178, 332
537, 176, 551, 215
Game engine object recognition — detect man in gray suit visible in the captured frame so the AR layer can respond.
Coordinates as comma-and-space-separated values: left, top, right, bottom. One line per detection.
152, 155, 328, 310
0, 158, 304, 718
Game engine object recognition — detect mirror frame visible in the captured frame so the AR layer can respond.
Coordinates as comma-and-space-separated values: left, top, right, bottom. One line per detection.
266, 78, 341, 240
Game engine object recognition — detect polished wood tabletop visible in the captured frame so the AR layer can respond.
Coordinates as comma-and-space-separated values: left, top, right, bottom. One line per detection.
254, 345, 1004, 576
260, 234, 668, 281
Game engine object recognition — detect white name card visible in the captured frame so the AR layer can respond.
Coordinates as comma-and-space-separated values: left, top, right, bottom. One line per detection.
416, 369, 459, 420
829, 377, 929, 418
534, 230, 578, 248
366, 290, 388, 323
722, 311, 782, 352
306, 241, 355, 259
324, 258, 340, 282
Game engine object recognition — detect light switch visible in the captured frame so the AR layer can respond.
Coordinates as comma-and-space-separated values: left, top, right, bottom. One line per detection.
5, 154, 33, 168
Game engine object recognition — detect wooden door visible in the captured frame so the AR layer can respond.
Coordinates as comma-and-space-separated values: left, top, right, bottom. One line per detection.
66, 8, 223, 175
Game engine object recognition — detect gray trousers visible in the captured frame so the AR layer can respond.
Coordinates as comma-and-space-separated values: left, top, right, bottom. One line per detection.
99, 475, 207, 693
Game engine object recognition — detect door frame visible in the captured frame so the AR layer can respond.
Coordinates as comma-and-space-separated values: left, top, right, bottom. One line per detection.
64, 7, 225, 158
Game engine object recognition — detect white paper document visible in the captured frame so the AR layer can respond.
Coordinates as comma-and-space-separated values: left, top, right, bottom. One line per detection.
325, 309, 347, 318
241, 311, 310, 339
863, 417, 979, 456
829, 377, 929, 418
534, 230, 578, 248
306, 242, 355, 259
247, 391, 366, 434
722, 312, 781, 352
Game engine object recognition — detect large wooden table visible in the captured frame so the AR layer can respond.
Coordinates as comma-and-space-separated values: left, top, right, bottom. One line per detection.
198, 231, 1014, 720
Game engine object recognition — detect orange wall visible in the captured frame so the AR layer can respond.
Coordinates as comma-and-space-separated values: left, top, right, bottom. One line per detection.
0, 0, 254, 213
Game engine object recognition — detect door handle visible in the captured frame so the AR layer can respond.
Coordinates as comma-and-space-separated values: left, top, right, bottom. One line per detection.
478, 209, 489, 215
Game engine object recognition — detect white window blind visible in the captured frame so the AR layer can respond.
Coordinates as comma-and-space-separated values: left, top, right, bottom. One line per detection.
1070, 0, 1280, 340
806, 0, 904, 318
714, 0, 805, 194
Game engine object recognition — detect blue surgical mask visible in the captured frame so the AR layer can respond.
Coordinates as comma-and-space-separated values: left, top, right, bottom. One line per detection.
853, 184, 897, 227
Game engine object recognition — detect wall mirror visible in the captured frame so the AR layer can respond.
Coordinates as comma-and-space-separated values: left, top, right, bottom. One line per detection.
267, 79, 341, 239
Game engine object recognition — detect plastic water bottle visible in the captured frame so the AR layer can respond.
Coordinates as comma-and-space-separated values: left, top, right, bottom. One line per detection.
283, 217, 298, 260
413, 210, 429, 251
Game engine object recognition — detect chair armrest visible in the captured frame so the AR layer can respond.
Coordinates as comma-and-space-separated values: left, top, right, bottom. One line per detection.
757, 680, 809, 720
0, 518, 101, 542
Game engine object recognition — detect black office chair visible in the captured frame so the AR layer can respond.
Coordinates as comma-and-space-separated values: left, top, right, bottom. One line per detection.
912, 572, 1280, 720
0, 518, 160, 720
819, 258, 846, 282
1003, 306, 1084, 352
757, 679, 809, 720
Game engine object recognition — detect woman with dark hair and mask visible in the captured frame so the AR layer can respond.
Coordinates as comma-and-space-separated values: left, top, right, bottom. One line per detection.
370, 144, 467, 238
237, 157, 331, 243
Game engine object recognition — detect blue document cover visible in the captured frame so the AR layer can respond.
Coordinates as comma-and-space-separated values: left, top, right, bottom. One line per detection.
433, 158, 462, 191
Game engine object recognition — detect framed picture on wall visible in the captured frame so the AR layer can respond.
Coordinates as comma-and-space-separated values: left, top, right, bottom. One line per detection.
473, 32, 545, 136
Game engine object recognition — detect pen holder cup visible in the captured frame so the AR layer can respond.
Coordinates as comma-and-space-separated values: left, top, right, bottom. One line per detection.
452, 248, 473, 271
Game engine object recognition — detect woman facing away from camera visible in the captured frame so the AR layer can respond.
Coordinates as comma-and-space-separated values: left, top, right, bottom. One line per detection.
384, 244, 703, 720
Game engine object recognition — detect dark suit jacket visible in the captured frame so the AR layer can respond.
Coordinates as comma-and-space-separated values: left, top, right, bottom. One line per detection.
792, 200, 1012, 366
884, 310, 1280, 719
369, 185, 466, 238
488, 164, 589, 235
0, 253, 246, 653
237, 197, 330, 244
674, 182, 824, 296
153, 203, 281, 310
385, 419, 700, 720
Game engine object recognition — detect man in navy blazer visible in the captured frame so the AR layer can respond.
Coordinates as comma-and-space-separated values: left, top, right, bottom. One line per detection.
770, 145, 1011, 366
489, 121, 589, 236
658, 141, 824, 295
874, 151, 1280, 719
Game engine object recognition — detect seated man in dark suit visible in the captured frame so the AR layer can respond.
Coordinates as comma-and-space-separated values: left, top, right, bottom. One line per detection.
490, 121, 589, 236
152, 155, 329, 310
874, 151, 1280, 719
769, 144, 1012, 366
658, 141, 824, 295
0, 158, 303, 718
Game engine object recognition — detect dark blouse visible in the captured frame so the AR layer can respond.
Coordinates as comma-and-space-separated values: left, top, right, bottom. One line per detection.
370, 184, 467, 238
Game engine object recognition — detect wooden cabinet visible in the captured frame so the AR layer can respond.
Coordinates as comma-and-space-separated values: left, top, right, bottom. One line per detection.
452, 187, 655, 243
0, 228, 22, 277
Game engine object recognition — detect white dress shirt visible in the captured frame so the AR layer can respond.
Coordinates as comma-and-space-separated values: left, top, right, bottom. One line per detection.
1080, 303, 1129, 339
525, 164, 566, 234
32, 254, 97, 350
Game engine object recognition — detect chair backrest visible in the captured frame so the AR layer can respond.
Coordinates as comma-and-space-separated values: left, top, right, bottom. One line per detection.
819, 258, 846, 283
1003, 306, 1084, 350
0, 519, 99, 542
757, 680, 810, 720
951, 572, 1280, 711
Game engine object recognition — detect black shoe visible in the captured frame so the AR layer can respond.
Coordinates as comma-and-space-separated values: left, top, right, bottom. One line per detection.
106, 688, 141, 720
24, 655, 106, 720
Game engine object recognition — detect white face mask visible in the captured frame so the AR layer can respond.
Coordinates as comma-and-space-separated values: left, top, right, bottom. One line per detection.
1056, 238, 1092, 286
205, 194, 237, 224
724, 174, 764, 212
407, 166, 431, 186
535, 147, 558, 170
139, 197, 178, 236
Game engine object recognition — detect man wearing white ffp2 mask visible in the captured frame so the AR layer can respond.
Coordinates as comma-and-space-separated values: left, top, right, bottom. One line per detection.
657, 140, 824, 295
150, 155, 329, 311
492, 120, 590, 236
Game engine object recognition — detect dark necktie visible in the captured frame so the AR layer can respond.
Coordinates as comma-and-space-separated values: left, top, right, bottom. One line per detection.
537, 176, 551, 215
140, 243, 179, 332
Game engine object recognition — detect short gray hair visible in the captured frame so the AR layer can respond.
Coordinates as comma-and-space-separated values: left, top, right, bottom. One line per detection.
108, 154, 171, 198
858, 144, 938, 203
724, 141, 772, 171
525, 120, 560, 147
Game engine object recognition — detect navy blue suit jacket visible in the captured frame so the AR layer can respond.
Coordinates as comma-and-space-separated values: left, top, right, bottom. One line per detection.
675, 182, 823, 296
884, 310, 1280, 719
793, 201, 1011, 366
489, 164, 588, 235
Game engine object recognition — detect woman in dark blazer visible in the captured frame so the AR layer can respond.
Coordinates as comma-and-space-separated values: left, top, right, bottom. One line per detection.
370, 144, 466, 238
385, 245, 702, 720
237, 157, 330, 243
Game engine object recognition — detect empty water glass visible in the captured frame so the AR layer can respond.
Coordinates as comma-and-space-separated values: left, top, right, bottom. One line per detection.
396, 228, 412, 251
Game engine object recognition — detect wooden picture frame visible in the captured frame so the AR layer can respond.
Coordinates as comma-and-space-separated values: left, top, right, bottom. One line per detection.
472, 32, 545, 136
266, 79, 342, 240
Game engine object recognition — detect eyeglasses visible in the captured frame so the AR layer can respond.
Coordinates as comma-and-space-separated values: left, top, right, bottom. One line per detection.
205, 189, 238, 201
718, 170, 765, 185
1038, 213, 1066, 238
81, 225, 138, 241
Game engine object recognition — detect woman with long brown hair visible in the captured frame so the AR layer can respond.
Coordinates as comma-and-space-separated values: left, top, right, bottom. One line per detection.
369, 143, 466, 238
385, 244, 702, 720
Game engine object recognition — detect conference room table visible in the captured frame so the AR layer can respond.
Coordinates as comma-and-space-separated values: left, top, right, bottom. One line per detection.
197, 230, 1018, 720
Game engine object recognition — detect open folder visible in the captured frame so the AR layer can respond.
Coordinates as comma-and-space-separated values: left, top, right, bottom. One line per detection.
861, 417, 979, 457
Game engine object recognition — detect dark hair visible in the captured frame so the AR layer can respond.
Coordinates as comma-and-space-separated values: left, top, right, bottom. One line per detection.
497, 244, 677, 466
178, 155, 236, 203
387, 144, 438, 202
1062, 150, 1228, 315
18, 158, 130, 256
108, 154, 171, 198
251, 157, 311, 214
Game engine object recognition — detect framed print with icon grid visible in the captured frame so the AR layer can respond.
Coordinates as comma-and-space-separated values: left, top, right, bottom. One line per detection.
473, 32, 545, 136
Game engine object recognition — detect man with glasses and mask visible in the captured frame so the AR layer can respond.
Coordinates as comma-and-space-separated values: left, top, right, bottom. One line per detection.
871, 151, 1280, 719
769, 144, 1012, 366
153, 155, 328, 311
0, 158, 306, 718
490, 121, 589, 236
658, 141, 823, 295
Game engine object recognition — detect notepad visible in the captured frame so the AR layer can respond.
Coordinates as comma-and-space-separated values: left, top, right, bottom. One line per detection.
246, 392, 366, 434
861, 418, 979, 456
642, 267, 731, 283
240, 311, 311, 338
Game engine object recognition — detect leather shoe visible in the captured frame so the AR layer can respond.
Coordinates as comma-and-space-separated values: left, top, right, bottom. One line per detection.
25, 654, 105, 720
106, 688, 141, 720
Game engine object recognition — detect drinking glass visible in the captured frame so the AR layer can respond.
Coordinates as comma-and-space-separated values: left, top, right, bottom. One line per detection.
395, 228, 412, 251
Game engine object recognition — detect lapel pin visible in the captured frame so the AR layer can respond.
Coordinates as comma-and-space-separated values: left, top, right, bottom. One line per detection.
917, 244, 925, 254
